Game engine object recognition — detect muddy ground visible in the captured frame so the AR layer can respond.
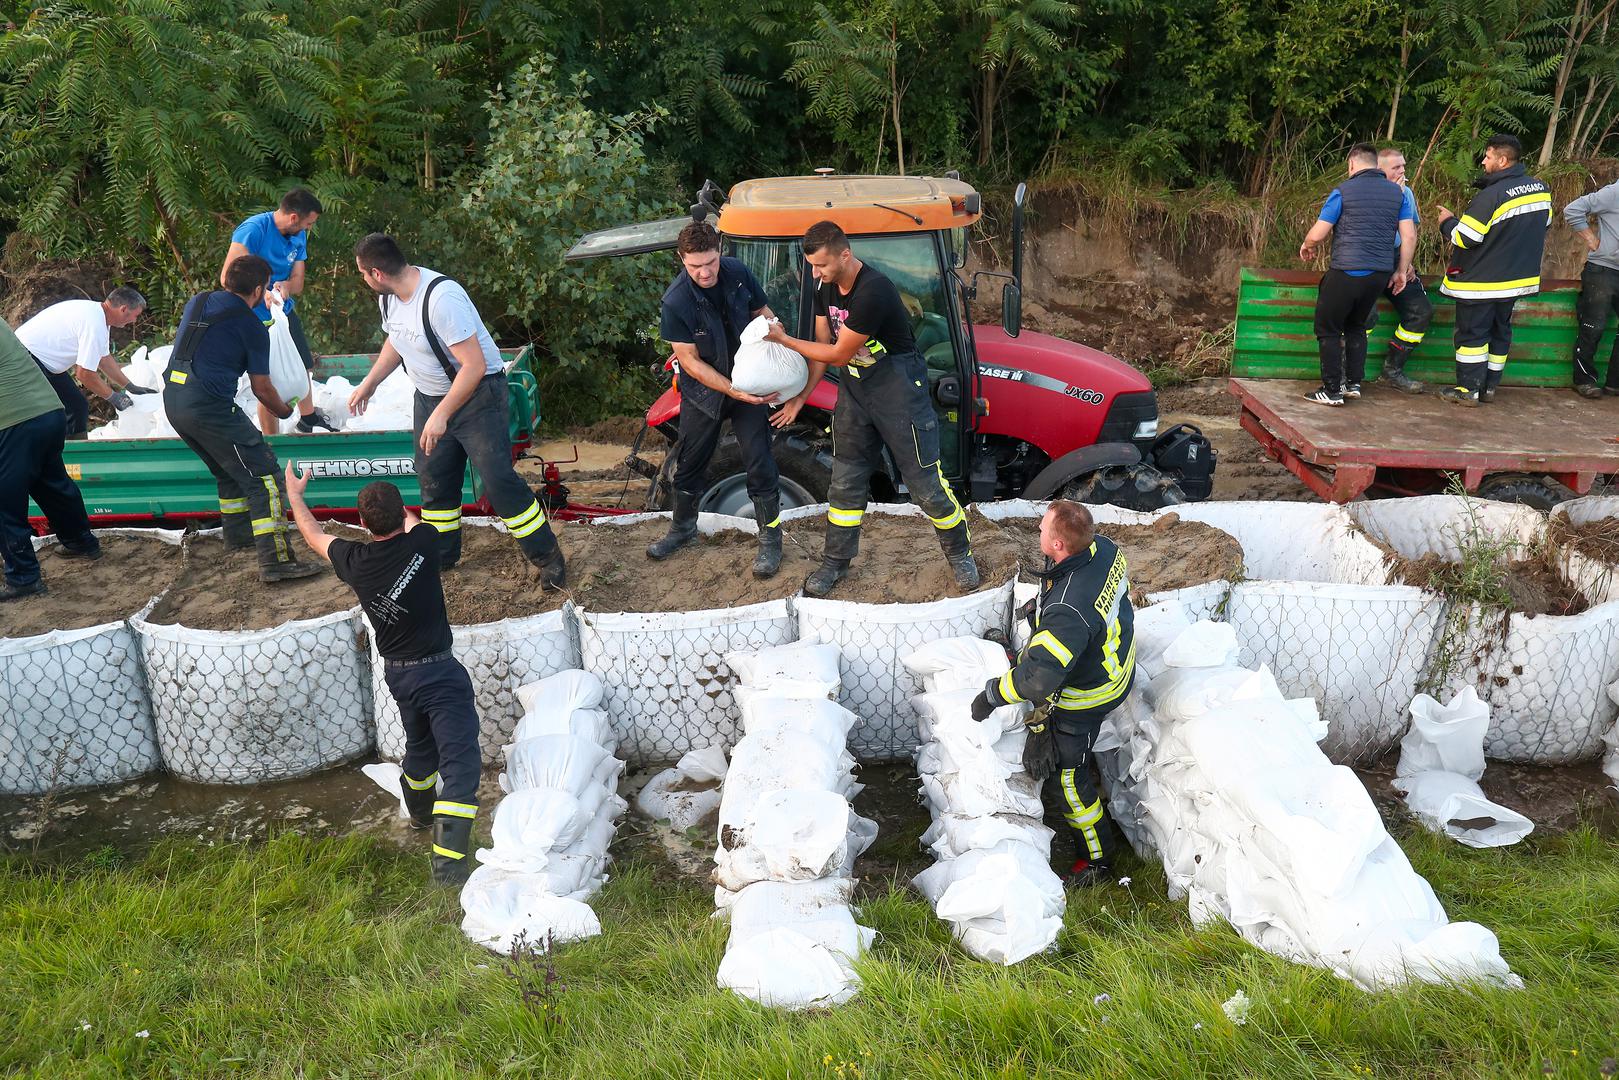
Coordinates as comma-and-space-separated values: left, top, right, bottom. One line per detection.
996, 512, 1245, 605
1, 536, 183, 638
1389, 552, 1591, 618
1549, 514, 1619, 565
144, 536, 357, 631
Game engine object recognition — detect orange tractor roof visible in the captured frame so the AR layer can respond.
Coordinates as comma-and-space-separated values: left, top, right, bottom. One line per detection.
716, 174, 982, 237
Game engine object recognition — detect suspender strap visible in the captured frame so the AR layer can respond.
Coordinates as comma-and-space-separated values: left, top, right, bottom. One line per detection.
382, 274, 461, 384
173, 291, 257, 366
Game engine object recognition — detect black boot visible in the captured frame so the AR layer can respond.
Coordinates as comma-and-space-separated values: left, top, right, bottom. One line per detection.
1481, 368, 1504, 403
647, 490, 699, 560
399, 774, 435, 830
1438, 363, 1485, 408
256, 528, 324, 582
937, 522, 980, 590
1063, 857, 1117, 888
220, 510, 254, 550
752, 494, 782, 579
530, 540, 567, 590
803, 557, 849, 598
1383, 342, 1424, 394
431, 814, 475, 887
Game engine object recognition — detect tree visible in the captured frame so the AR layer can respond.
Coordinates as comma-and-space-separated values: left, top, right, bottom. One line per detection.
786, 4, 895, 168
966, 0, 1077, 166
1539, 0, 1619, 164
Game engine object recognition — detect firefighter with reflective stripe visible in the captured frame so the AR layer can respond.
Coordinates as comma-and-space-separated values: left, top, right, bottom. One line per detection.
163, 254, 323, 583
286, 469, 482, 886
969, 500, 1134, 887
1366, 146, 1433, 395
348, 234, 566, 587
1435, 133, 1553, 406
766, 221, 978, 597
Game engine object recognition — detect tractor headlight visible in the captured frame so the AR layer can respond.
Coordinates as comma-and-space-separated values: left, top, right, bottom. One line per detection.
1133, 419, 1159, 440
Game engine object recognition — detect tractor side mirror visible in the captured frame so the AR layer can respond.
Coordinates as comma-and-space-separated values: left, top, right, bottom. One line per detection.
1001, 282, 1022, 338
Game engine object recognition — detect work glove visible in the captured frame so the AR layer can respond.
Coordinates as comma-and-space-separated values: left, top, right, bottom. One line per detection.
124, 383, 158, 395
109, 390, 134, 411
1021, 717, 1059, 782
969, 690, 995, 724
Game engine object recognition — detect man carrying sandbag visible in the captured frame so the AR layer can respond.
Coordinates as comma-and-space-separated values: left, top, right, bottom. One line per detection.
648, 221, 786, 578
348, 233, 566, 587
284, 466, 481, 886
969, 500, 1134, 887
15, 287, 153, 438
164, 255, 323, 583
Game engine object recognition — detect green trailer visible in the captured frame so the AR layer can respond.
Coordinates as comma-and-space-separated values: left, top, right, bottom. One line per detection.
30, 346, 543, 529
1229, 269, 1619, 505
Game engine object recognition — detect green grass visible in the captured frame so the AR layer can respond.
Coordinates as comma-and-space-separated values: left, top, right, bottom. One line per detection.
4, 824, 1618, 1079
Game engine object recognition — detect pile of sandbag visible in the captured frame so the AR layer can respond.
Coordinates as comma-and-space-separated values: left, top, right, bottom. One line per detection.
713, 641, 877, 1010
459, 670, 627, 953
1394, 688, 1533, 849
635, 745, 729, 833
1107, 612, 1522, 991
904, 637, 1065, 965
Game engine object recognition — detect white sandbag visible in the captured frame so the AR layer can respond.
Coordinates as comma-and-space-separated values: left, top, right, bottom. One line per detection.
501, 734, 613, 795
677, 745, 729, 783
716, 788, 861, 888
1176, 500, 1390, 584
919, 814, 1053, 860
1393, 771, 1534, 848
902, 636, 1011, 692
724, 880, 874, 961
359, 761, 443, 820
1132, 601, 1195, 679
1337, 917, 1521, 991
512, 706, 616, 752
1162, 620, 1239, 669
727, 641, 842, 689
459, 864, 602, 953
635, 766, 723, 832
737, 696, 859, 755
479, 785, 608, 867
516, 669, 604, 716
717, 928, 861, 1010
265, 293, 308, 409
1399, 688, 1489, 780
730, 316, 809, 398
913, 840, 1062, 910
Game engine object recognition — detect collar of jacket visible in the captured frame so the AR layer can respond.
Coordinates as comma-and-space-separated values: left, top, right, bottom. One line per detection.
1474, 163, 1527, 190
1040, 540, 1103, 581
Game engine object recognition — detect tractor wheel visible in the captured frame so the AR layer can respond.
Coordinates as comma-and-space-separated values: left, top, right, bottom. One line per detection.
1475, 473, 1568, 513
1059, 464, 1186, 512
649, 433, 832, 516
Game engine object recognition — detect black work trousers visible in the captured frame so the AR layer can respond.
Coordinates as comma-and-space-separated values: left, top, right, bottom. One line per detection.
1572, 264, 1619, 389
1365, 272, 1434, 351
823, 350, 968, 563
1314, 269, 1387, 389
671, 395, 778, 499
385, 656, 481, 812
414, 373, 558, 568
1041, 703, 1121, 866
164, 373, 291, 559
1452, 298, 1518, 379
0, 409, 96, 588
35, 361, 90, 438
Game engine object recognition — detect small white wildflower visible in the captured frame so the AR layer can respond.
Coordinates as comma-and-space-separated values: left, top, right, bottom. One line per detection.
1193, 1022, 1203, 1031
1100, 1015, 1110, 1024
1221, 990, 1252, 1026
1093, 993, 1111, 1005
1118, 876, 1132, 887
78, 1021, 91, 1031
134, 1030, 150, 1039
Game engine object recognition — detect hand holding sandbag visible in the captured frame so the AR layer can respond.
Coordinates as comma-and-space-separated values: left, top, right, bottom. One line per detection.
109, 390, 134, 411
124, 383, 158, 395
969, 690, 994, 724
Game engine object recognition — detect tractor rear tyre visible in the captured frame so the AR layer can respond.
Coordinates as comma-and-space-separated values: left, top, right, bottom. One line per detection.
1060, 464, 1187, 512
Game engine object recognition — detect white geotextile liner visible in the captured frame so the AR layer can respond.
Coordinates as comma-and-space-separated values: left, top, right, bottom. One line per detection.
1, 529, 184, 794
370, 605, 579, 767
1552, 495, 1619, 607
1350, 495, 1544, 564
133, 605, 374, 784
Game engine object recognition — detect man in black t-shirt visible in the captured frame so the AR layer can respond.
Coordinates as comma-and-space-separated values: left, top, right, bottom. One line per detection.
285, 465, 481, 887
765, 220, 978, 597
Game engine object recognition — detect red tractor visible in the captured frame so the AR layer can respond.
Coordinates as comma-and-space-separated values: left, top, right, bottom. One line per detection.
567, 173, 1215, 515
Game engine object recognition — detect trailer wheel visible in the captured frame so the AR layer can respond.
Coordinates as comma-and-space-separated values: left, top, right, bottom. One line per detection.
650, 433, 832, 515
1476, 473, 1568, 512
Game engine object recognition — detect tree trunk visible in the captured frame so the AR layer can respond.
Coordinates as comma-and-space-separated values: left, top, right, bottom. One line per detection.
1541, 0, 1619, 165
978, 65, 998, 166
1566, 75, 1598, 157
1414, 104, 1456, 188
889, 22, 905, 175
1386, 15, 1411, 140
1577, 82, 1616, 153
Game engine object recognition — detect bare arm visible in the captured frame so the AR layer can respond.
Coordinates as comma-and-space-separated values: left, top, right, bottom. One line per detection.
349, 340, 405, 415
220, 241, 252, 288
769, 315, 832, 430
275, 260, 307, 298
249, 372, 293, 419
1298, 219, 1334, 261
669, 341, 777, 405
765, 321, 872, 367
283, 463, 336, 560
76, 364, 117, 400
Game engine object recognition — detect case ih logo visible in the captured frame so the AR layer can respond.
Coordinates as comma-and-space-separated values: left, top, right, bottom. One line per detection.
296, 458, 415, 478
977, 363, 1105, 405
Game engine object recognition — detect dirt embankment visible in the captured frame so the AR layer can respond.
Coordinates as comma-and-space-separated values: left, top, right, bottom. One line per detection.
995, 512, 1244, 605
2, 537, 184, 638
1388, 553, 1590, 618
145, 536, 358, 631
1549, 515, 1619, 565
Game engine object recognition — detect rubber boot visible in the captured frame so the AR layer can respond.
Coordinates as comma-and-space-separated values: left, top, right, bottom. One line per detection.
399, 776, 435, 830
803, 557, 849, 598
220, 511, 254, 550
431, 814, 475, 887
647, 490, 699, 560
256, 528, 324, 583
752, 494, 782, 580
1382, 342, 1424, 395
1438, 363, 1485, 408
937, 522, 980, 590
1481, 368, 1504, 403
1063, 857, 1117, 888
530, 541, 567, 590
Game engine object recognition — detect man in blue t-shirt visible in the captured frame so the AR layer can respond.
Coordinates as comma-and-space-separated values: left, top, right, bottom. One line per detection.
1359, 146, 1434, 394
164, 254, 323, 583
1298, 142, 1415, 406
222, 187, 335, 435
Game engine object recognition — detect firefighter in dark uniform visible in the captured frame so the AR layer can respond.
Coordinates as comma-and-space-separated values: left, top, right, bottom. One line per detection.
1435, 133, 1553, 406
285, 468, 481, 886
648, 221, 785, 578
969, 500, 1134, 886
163, 254, 323, 582
766, 221, 978, 597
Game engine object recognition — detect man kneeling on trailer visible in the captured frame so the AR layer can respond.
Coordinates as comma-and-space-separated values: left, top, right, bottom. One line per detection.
970, 500, 1134, 887
285, 467, 481, 886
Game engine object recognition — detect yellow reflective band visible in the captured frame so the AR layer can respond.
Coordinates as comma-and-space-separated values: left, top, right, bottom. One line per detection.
432, 845, 467, 860
1071, 796, 1105, 828
219, 498, 249, 513
827, 506, 865, 527
1028, 630, 1073, 667
1056, 640, 1136, 710
403, 771, 439, 790
1060, 769, 1085, 826
507, 505, 548, 539
1487, 193, 1552, 225
1443, 276, 1541, 293
169, 370, 188, 384
426, 520, 460, 533
997, 669, 1023, 705
928, 506, 966, 529
1100, 619, 1124, 680
433, 801, 478, 818
1394, 326, 1424, 344
762, 516, 781, 528
1457, 345, 1490, 357
503, 502, 540, 529
251, 523, 279, 536
420, 508, 461, 521
1458, 213, 1489, 237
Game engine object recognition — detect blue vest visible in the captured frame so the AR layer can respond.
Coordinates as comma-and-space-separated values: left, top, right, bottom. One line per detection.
1330, 168, 1404, 273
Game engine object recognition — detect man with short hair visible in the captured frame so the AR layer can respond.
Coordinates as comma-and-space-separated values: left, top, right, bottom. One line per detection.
1298, 142, 1415, 406
649, 221, 785, 577
223, 187, 335, 434
348, 233, 566, 586
0, 314, 101, 601
1367, 146, 1433, 394
284, 466, 481, 886
164, 254, 323, 583
15, 287, 153, 438
765, 220, 978, 597
1563, 175, 1619, 398
1436, 133, 1553, 406
968, 500, 1134, 887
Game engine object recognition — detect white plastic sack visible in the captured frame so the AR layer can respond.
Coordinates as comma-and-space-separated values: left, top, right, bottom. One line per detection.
717, 928, 861, 1010
677, 745, 729, 783
460, 864, 603, 953
501, 734, 613, 795
1399, 688, 1489, 780
717, 788, 864, 888
739, 695, 859, 751
728, 641, 842, 689
479, 785, 616, 868
1394, 771, 1534, 848
635, 766, 723, 832
512, 707, 616, 753
902, 636, 1012, 693
265, 293, 307, 409
517, 670, 605, 716
919, 814, 1053, 860
730, 317, 809, 399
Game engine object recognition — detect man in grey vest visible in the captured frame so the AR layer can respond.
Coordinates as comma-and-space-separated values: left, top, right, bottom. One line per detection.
1565, 176, 1619, 397
1298, 142, 1417, 406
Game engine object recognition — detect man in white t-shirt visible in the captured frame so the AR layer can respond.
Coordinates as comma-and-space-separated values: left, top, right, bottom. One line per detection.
347, 233, 565, 586
15, 288, 153, 438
